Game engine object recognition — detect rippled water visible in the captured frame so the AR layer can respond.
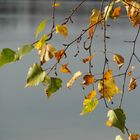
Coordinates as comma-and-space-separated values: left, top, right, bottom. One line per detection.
0, 1, 139, 140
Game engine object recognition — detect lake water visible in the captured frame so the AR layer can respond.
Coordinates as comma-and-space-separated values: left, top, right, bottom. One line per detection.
0, 1, 140, 140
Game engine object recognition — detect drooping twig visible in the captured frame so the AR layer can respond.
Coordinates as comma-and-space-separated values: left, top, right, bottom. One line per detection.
119, 25, 140, 108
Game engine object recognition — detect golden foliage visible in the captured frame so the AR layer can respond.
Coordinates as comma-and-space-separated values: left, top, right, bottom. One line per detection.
82, 55, 94, 63
98, 70, 121, 101
124, 1, 140, 26
60, 63, 71, 74
56, 25, 68, 37
111, 6, 122, 19
54, 49, 65, 61
88, 9, 101, 38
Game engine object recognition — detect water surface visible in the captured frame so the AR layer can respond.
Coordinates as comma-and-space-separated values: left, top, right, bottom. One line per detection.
0, 1, 140, 140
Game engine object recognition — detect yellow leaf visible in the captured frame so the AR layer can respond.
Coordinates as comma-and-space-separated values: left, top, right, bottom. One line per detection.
129, 134, 140, 140
113, 54, 124, 69
111, 6, 122, 19
60, 63, 71, 74
124, 1, 140, 26
54, 49, 65, 61
88, 9, 101, 38
35, 34, 48, 50
115, 135, 124, 140
80, 98, 98, 116
52, 3, 60, 7
104, 1, 114, 21
82, 54, 94, 63
38, 44, 56, 65
67, 71, 82, 88
86, 90, 96, 99
128, 78, 137, 91
56, 25, 68, 37
104, 69, 113, 80
82, 74, 94, 86
106, 120, 113, 127
98, 70, 121, 101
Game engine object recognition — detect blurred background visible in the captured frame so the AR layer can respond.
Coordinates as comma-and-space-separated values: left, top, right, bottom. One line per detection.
0, 0, 139, 140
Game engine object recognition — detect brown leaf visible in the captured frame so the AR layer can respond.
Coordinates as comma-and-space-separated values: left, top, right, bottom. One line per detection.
113, 54, 124, 69
60, 63, 71, 74
82, 55, 94, 63
129, 134, 140, 140
111, 6, 122, 19
82, 74, 94, 86
127, 66, 135, 77
54, 49, 64, 61
128, 78, 137, 91
38, 44, 56, 65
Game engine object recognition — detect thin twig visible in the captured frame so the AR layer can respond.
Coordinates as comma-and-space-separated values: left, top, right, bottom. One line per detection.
119, 25, 140, 108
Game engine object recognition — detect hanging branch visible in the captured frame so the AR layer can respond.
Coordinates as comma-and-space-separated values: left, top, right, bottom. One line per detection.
119, 25, 140, 108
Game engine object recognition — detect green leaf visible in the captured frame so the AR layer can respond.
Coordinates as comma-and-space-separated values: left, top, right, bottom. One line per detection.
45, 77, 62, 98
42, 75, 51, 86
35, 19, 47, 38
106, 108, 126, 133
80, 98, 99, 116
0, 48, 16, 68
16, 44, 34, 60
26, 63, 46, 87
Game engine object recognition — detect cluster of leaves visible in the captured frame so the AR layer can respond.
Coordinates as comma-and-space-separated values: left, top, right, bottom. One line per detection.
0, 0, 140, 139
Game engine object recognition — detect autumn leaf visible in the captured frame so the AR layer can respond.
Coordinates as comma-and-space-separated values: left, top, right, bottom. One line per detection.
80, 97, 98, 116
89, 9, 101, 38
128, 78, 137, 91
35, 34, 48, 50
98, 70, 121, 101
113, 54, 124, 69
82, 74, 94, 86
67, 71, 82, 88
129, 134, 140, 140
52, 3, 60, 7
35, 19, 47, 38
128, 66, 135, 77
26, 63, 46, 87
104, 69, 113, 80
56, 25, 68, 37
124, 1, 140, 26
111, 6, 122, 19
115, 135, 124, 140
104, 1, 114, 21
54, 49, 64, 61
82, 54, 94, 63
38, 44, 56, 65
60, 63, 71, 74
86, 90, 96, 99
106, 108, 126, 133
45, 77, 62, 98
